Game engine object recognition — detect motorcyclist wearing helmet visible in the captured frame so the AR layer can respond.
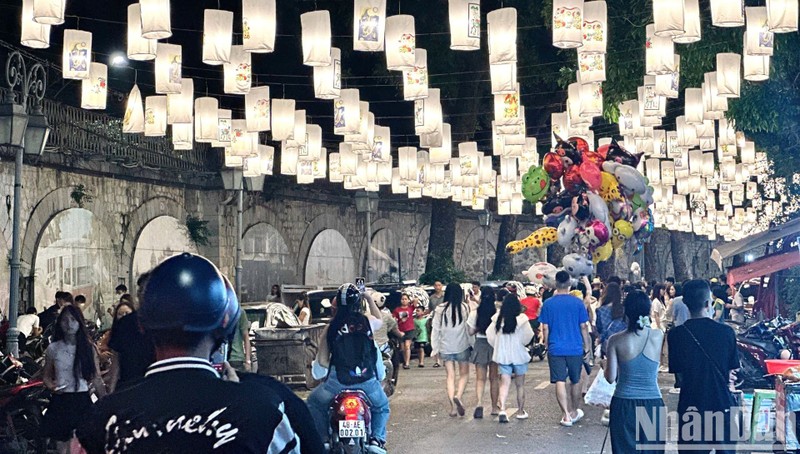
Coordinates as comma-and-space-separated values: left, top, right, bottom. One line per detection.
306, 283, 390, 454
77, 253, 305, 453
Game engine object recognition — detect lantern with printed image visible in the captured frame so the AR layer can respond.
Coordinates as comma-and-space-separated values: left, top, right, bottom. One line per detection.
354, 0, 386, 51
242, 0, 276, 53
449, 0, 481, 50
385, 15, 416, 71
63, 29, 92, 80
80, 62, 107, 110
553, 0, 584, 49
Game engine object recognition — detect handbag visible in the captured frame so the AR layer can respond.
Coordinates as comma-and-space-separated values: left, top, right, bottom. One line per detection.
584, 369, 616, 408
681, 324, 742, 408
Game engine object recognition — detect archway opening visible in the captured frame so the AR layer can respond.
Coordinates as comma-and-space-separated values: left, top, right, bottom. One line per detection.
305, 229, 355, 286
242, 223, 293, 302
368, 228, 400, 283
132, 215, 197, 280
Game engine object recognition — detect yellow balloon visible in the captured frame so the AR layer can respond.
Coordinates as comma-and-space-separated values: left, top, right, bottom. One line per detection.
506, 227, 558, 254
592, 241, 613, 264
599, 172, 622, 203
611, 220, 634, 249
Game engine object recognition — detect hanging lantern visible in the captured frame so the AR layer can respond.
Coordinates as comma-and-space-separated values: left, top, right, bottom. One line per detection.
334, 89, 361, 135
301, 10, 332, 66
582, 1, 607, 53
743, 40, 770, 81
767, 0, 799, 32
340, 143, 358, 176
741, 141, 756, 164
676, 116, 699, 148
702, 72, 727, 120
281, 144, 298, 176
259, 145, 275, 175
371, 125, 391, 162
203, 10, 233, 65
231, 120, 257, 156
645, 24, 676, 75
403, 49, 429, 101
746, 7, 774, 56
329, 153, 343, 182
654, 55, 680, 98
242, 0, 276, 53
716, 53, 741, 98
684, 88, 704, 125
551, 111, 569, 146
391, 168, 407, 193
490, 63, 517, 95
63, 29, 92, 80
271, 99, 296, 141
224, 45, 251, 94
711, 0, 745, 27
385, 15, 415, 71
645, 158, 661, 183
80, 63, 107, 110
568, 83, 591, 127
167, 78, 193, 125
123, 84, 145, 134
688, 149, 703, 175
212, 109, 232, 147
660, 160, 675, 185
314, 150, 329, 180
449, 0, 481, 50
155, 43, 182, 94
458, 142, 479, 176
144, 96, 167, 137
414, 88, 443, 136
225, 151, 243, 170
653, 0, 685, 37
32, 0, 64, 25
552, 0, 583, 49
430, 123, 452, 165
578, 52, 606, 82
696, 120, 715, 140
243, 153, 261, 177
194, 97, 218, 143
617, 100, 640, 136
291, 111, 306, 146
245, 86, 270, 132
398, 146, 418, 180
345, 103, 372, 151
674, 0, 701, 43
300, 124, 322, 162
140, 0, 171, 39
354, 0, 386, 52
127, 4, 156, 61
488, 7, 517, 63
21, 0, 50, 49
172, 123, 193, 151
314, 47, 341, 100
494, 84, 522, 126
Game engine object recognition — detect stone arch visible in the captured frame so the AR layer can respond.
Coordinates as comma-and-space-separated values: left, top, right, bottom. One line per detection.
241, 204, 295, 262
459, 225, 496, 281
126, 196, 188, 285
241, 222, 295, 301
304, 229, 356, 286
410, 223, 430, 281
356, 217, 403, 283
297, 213, 357, 283
131, 216, 198, 279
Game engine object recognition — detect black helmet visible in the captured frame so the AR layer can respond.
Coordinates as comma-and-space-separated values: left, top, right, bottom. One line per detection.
140, 253, 240, 338
337, 283, 361, 312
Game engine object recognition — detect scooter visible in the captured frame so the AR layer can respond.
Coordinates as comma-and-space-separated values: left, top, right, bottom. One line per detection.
735, 318, 792, 389
528, 325, 546, 362
328, 390, 372, 454
0, 354, 49, 454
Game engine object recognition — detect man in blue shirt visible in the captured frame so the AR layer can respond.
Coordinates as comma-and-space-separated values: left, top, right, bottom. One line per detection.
539, 270, 592, 427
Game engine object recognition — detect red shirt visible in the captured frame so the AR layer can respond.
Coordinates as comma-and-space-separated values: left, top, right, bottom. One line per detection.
393, 306, 415, 332
521, 296, 541, 321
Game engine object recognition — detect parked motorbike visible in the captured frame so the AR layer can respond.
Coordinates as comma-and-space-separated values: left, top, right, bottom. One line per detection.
0, 354, 49, 454
735, 317, 793, 390
327, 390, 372, 454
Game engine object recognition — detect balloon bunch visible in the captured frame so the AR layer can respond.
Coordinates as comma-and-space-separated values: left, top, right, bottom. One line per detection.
511, 136, 655, 278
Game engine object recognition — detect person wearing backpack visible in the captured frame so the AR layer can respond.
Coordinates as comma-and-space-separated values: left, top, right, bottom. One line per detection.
306, 283, 389, 454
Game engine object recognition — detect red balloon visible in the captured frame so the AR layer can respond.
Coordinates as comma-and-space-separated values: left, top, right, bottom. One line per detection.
569, 137, 590, 155
543, 152, 565, 179
563, 166, 585, 194
582, 150, 604, 167
580, 161, 602, 191
597, 144, 610, 159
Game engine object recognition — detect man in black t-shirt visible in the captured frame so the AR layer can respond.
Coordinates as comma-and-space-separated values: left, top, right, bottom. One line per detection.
668, 279, 739, 454
38, 291, 72, 331
107, 310, 155, 390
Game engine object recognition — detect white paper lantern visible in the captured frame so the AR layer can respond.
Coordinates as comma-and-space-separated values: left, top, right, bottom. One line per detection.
449, 0, 481, 50
281, 145, 298, 176
716, 53, 741, 98
243, 153, 261, 177
313, 150, 328, 180
684, 88, 704, 125
674, 0, 701, 43
645, 24, 676, 75
414, 88, 442, 135
334, 89, 361, 135
696, 120, 715, 140
490, 63, 517, 95
259, 145, 275, 175
711, 0, 745, 27
403, 49, 429, 101
617, 101, 640, 136
301, 11, 332, 66
653, 0, 684, 37
743, 40, 771, 81
167, 78, 193, 125
140, 0, 171, 39
345, 103, 372, 151
430, 123, 452, 165
398, 146, 417, 180
420, 128, 443, 149
354, 0, 386, 52
578, 52, 606, 83
661, 160, 675, 185
702, 72, 728, 119
194, 97, 218, 143
242, 0, 276, 53
21, 0, 51, 49
579, 82, 603, 118
203, 10, 233, 65
676, 116, 698, 148
122, 85, 145, 134
231, 120, 256, 157
271, 99, 296, 141
494, 84, 522, 126
746, 7, 774, 56
63, 30, 92, 80
581, 1, 607, 53
568, 83, 590, 126
144, 96, 167, 137
245, 86, 270, 132
552, 0, 583, 49
299, 124, 322, 162
80, 62, 107, 110
458, 142, 480, 177
212, 109, 232, 147
32, 0, 64, 25
741, 141, 756, 164
314, 47, 341, 100
155, 43, 182, 94
767, 0, 799, 32
329, 153, 343, 182
291, 111, 306, 146
488, 7, 517, 63
339, 143, 358, 176
551, 111, 570, 146
371, 125, 391, 162
385, 15, 416, 71
172, 123, 193, 151
654, 55, 680, 98
224, 45, 251, 94
126, 4, 156, 61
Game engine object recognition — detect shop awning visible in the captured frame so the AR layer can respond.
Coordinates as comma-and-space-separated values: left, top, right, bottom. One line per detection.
727, 250, 800, 286
711, 217, 800, 269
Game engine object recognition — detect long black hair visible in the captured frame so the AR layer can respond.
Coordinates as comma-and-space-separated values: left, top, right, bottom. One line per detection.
475, 286, 496, 335
442, 283, 465, 326
52, 305, 96, 389
326, 288, 364, 350
624, 290, 653, 333
495, 294, 521, 334
601, 282, 624, 320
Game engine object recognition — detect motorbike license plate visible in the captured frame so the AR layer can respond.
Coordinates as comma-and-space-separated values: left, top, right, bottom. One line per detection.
338, 420, 366, 439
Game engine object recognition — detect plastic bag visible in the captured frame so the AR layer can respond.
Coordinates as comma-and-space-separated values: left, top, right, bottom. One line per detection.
584, 369, 616, 408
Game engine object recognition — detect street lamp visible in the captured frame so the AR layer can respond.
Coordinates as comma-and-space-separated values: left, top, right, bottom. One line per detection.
1, 51, 49, 357
478, 209, 492, 281
355, 191, 379, 281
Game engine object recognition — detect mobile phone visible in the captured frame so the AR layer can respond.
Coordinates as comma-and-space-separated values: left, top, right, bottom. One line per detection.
211, 341, 228, 373
355, 277, 366, 292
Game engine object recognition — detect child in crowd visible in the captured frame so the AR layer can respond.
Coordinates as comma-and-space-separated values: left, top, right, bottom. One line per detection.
414, 304, 430, 367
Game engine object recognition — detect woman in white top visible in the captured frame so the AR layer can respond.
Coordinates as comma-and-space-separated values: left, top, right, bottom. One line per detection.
486, 293, 534, 423
467, 286, 501, 419
650, 284, 666, 331
431, 283, 472, 417
296, 291, 311, 326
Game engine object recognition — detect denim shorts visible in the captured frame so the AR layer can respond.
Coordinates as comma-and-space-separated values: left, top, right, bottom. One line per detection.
440, 348, 471, 363
498, 363, 529, 376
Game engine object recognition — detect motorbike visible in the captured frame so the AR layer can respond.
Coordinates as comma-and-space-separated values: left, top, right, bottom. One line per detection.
0, 354, 49, 454
528, 325, 546, 362
735, 317, 794, 390
327, 390, 373, 454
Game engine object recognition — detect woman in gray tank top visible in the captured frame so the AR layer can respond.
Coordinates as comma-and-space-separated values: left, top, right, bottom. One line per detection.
605, 290, 666, 453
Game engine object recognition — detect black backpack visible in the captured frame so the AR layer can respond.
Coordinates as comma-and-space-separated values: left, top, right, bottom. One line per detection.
329, 314, 378, 385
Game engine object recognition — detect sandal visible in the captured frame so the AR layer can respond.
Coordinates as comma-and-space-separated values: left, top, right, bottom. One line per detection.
403, 364, 410, 370
418, 364, 425, 368
473, 406, 484, 419
453, 397, 465, 417
433, 363, 441, 368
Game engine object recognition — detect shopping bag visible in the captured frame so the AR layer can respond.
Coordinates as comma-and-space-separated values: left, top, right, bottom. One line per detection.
584, 369, 616, 408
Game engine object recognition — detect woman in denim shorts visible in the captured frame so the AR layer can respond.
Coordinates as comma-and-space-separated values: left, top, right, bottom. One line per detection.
431, 283, 472, 417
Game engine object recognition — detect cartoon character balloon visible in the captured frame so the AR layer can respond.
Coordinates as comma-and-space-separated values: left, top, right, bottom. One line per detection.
611, 220, 634, 249
521, 166, 551, 204
557, 216, 578, 248
599, 172, 623, 203
562, 253, 594, 278
543, 152, 565, 180
522, 262, 558, 287
592, 241, 613, 264
506, 227, 558, 254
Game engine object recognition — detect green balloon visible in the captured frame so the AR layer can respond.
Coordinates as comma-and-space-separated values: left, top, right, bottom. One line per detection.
522, 166, 550, 204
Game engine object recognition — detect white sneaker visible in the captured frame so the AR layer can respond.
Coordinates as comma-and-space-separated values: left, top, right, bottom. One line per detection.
516, 410, 529, 420
668, 387, 681, 395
